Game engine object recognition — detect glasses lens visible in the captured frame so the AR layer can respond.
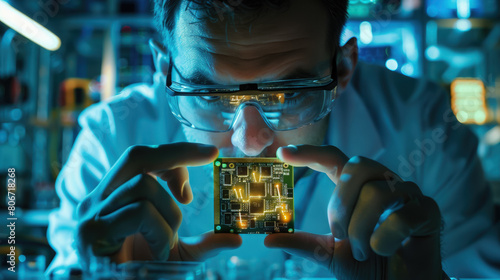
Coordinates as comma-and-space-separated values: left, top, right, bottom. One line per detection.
167, 90, 335, 132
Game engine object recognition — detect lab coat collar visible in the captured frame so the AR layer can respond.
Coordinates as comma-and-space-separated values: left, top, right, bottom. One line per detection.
325, 82, 385, 160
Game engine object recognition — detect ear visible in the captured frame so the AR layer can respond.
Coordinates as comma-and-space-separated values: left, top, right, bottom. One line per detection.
149, 39, 170, 76
337, 37, 358, 90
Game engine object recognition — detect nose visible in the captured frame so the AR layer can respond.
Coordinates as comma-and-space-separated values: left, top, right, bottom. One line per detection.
231, 105, 274, 157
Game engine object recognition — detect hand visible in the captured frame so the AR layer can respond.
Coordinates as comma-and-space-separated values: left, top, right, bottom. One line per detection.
265, 145, 442, 280
76, 143, 242, 269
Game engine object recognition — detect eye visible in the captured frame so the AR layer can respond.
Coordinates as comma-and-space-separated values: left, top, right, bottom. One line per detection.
200, 96, 221, 101
284, 92, 302, 99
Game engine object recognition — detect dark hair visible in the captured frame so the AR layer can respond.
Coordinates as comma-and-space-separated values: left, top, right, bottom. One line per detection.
154, 0, 349, 48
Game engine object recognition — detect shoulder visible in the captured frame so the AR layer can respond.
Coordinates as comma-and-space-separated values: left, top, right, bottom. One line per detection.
78, 81, 171, 130
80, 83, 158, 122
77, 80, 182, 150
352, 62, 448, 104
350, 62, 450, 129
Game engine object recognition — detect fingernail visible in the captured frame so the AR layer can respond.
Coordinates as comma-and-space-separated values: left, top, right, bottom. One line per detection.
353, 247, 366, 262
284, 145, 298, 154
182, 181, 192, 201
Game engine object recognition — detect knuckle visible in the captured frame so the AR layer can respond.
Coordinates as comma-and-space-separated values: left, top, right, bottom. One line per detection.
386, 211, 404, 226
133, 173, 156, 191
135, 200, 155, 214
164, 224, 174, 244
76, 196, 93, 220
324, 145, 343, 155
423, 196, 439, 211
171, 205, 183, 227
124, 174, 159, 199
404, 181, 424, 196
360, 181, 383, 202
343, 155, 367, 172
125, 145, 147, 162
351, 155, 368, 164
421, 196, 442, 223
176, 212, 183, 227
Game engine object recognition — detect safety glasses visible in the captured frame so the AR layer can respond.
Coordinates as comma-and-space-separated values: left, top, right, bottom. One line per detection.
165, 53, 338, 132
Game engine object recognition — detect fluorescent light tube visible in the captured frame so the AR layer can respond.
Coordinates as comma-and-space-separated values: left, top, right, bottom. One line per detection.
0, 0, 61, 51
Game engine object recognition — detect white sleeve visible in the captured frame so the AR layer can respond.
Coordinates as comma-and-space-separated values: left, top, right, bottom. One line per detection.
418, 87, 500, 277
45, 104, 118, 276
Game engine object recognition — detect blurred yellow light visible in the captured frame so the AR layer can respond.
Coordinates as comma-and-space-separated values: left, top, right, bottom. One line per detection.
282, 213, 291, 222
456, 111, 468, 123
0, 1, 61, 51
474, 111, 486, 123
451, 79, 488, 125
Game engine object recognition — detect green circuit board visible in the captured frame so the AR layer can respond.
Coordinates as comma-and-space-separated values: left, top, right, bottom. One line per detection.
214, 158, 294, 234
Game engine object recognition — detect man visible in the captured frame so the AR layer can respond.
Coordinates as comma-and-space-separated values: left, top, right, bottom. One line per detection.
47, 0, 500, 278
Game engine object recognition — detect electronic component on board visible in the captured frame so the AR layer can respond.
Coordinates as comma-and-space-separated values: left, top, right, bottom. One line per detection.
214, 158, 294, 234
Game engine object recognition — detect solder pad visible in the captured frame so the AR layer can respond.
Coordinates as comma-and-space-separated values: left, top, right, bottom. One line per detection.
214, 158, 294, 234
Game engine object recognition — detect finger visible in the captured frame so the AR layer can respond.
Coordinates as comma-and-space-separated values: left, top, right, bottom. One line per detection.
99, 143, 218, 199
174, 231, 243, 261
264, 231, 334, 269
96, 174, 183, 234
277, 145, 349, 183
348, 181, 419, 261
151, 167, 192, 204
328, 156, 402, 239
78, 200, 174, 262
370, 196, 441, 257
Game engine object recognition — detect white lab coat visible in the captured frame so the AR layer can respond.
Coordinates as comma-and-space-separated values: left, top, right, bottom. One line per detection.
46, 62, 500, 278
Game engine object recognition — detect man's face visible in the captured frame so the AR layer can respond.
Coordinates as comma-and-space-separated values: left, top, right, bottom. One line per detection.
170, 0, 332, 157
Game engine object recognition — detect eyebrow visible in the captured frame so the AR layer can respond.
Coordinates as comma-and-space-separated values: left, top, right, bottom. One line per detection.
280, 68, 323, 80
184, 71, 216, 85
182, 68, 323, 86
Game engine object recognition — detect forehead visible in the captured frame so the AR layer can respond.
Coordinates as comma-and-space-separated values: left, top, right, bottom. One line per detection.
170, 0, 331, 85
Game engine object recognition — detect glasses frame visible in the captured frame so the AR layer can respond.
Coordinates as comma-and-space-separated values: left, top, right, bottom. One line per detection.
164, 51, 339, 132
165, 51, 338, 96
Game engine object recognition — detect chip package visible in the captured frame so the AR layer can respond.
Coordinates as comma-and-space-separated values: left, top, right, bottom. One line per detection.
214, 158, 294, 234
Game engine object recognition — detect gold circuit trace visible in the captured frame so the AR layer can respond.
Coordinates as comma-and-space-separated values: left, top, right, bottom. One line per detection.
214, 158, 294, 234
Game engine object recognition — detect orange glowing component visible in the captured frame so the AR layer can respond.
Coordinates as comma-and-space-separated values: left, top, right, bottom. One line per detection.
451, 78, 488, 125
238, 212, 247, 228
282, 212, 291, 222
277, 93, 285, 104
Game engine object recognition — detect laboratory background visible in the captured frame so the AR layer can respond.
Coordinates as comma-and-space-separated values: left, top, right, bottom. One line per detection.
1, 0, 500, 278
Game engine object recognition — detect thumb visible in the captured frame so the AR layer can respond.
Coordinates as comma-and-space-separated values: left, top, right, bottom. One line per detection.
175, 231, 242, 261
264, 231, 334, 269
